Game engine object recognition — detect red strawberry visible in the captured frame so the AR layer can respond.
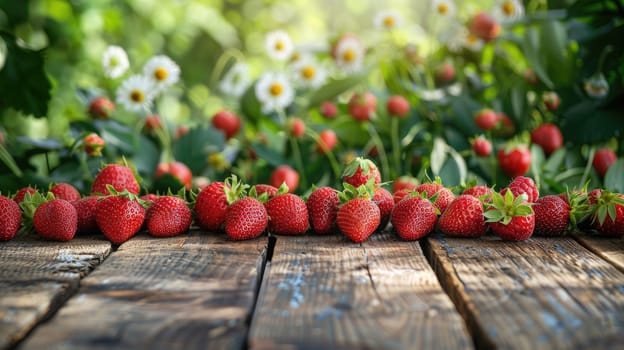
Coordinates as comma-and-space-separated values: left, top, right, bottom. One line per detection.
320, 101, 338, 119
342, 157, 381, 187
593, 148, 617, 177
255, 184, 279, 199
542, 91, 560, 111
0, 195, 22, 241
50, 183, 81, 202
175, 125, 190, 140
144, 114, 163, 132
83, 133, 105, 156
265, 193, 309, 235
533, 195, 570, 236
469, 12, 500, 42
589, 190, 624, 237
337, 198, 380, 243
224, 197, 268, 240
472, 136, 492, 157
146, 196, 192, 237
270, 165, 299, 193
348, 92, 377, 122
392, 176, 418, 193
212, 110, 241, 140
462, 185, 493, 200
524, 68, 539, 85
503, 176, 539, 203
494, 112, 515, 137
437, 195, 487, 237
13, 186, 36, 204
393, 189, 410, 204
92, 164, 140, 195
531, 123, 563, 156
140, 193, 159, 205
33, 199, 77, 241
72, 196, 99, 234
415, 181, 455, 213
155, 161, 193, 190
386, 95, 410, 117
195, 181, 229, 231
288, 118, 305, 138
434, 62, 455, 84
374, 187, 394, 231
474, 109, 498, 131
88, 96, 115, 119
391, 195, 437, 241
485, 190, 535, 240
497, 144, 531, 178
95, 195, 145, 244
307, 186, 339, 234
317, 129, 338, 154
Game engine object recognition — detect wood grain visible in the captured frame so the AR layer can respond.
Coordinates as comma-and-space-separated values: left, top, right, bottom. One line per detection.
19, 231, 267, 350
0, 234, 111, 349
249, 232, 473, 349
574, 235, 624, 273
425, 234, 624, 350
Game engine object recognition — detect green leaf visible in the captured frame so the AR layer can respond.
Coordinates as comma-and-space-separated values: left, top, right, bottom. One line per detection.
430, 137, 447, 176
521, 27, 554, 88
604, 159, 624, 193
173, 126, 225, 174
0, 32, 51, 117
544, 148, 566, 174
307, 73, 367, 108
251, 143, 286, 168
562, 101, 624, 144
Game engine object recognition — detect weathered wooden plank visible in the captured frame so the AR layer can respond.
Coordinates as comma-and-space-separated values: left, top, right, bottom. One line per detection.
425, 234, 624, 350
0, 235, 111, 350
574, 235, 624, 273
249, 232, 473, 349
19, 230, 266, 350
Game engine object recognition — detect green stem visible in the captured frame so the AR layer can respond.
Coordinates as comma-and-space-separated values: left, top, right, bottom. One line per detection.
391, 117, 401, 177
0, 144, 23, 177
79, 152, 92, 182
579, 146, 596, 188
367, 122, 391, 181
289, 135, 307, 190
209, 48, 247, 87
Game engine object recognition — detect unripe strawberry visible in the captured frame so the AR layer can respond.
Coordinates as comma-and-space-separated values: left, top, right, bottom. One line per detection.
212, 110, 241, 140
288, 117, 305, 138
317, 130, 338, 154
386, 95, 410, 117
175, 126, 190, 140
320, 101, 338, 119
84, 133, 105, 157
88, 96, 115, 119
542, 91, 560, 111
348, 92, 377, 122
523, 68, 538, 85
144, 115, 162, 133
270, 165, 299, 193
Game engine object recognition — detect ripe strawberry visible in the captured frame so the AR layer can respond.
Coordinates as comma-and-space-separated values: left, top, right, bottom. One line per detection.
393, 189, 410, 204
386, 95, 409, 117
49, 183, 81, 202
92, 164, 140, 195
342, 157, 381, 187
13, 186, 36, 204
498, 144, 531, 178
140, 193, 159, 205
146, 196, 192, 237
485, 190, 535, 240
307, 186, 339, 234
348, 92, 377, 122
88, 96, 115, 119
589, 190, 624, 237
469, 12, 500, 42
462, 185, 493, 201
317, 129, 338, 154
474, 109, 498, 131
225, 197, 268, 240
434, 62, 455, 84
95, 195, 145, 244
437, 195, 487, 237
392, 176, 418, 193
494, 112, 515, 137
593, 148, 617, 177
542, 91, 560, 111
175, 125, 190, 140
195, 181, 229, 231
531, 123, 563, 156
337, 198, 380, 243
144, 115, 162, 132
391, 195, 437, 241
415, 181, 455, 213
270, 165, 299, 193
33, 199, 78, 241
255, 184, 279, 199
155, 161, 193, 190
288, 118, 305, 138
320, 101, 338, 119
83, 133, 105, 156
503, 176, 539, 203
472, 136, 492, 157
374, 187, 394, 231
265, 193, 309, 235
72, 196, 99, 234
212, 110, 241, 140
0, 195, 22, 241
533, 195, 570, 236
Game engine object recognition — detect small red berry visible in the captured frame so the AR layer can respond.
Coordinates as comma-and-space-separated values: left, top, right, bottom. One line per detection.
472, 136, 492, 157
88, 96, 115, 119
543, 91, 560, 111
270, 165, 299, 193
498, 145, 531, 178
593, 148, 617, 177
386, 95, 410, 117
288, 117, 305, 138
155, 161, 193, 190
434, 62, 455, 84
320, 101, 338, 119
84, 133, 105, 157
348, 92, 377, 122
212, 110, 241, 140
531, 123, 563, 156
144, 115, 162, 132
317, 130, 338, 154
474, 109, 498, 131
469, 12, 501, 42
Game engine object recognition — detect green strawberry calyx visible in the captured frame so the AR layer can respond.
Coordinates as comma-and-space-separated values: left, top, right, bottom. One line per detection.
342, 157, 372, 177
19, 191, 55, 227
484, 190, 533, 225
104, 184, 150, 208
338, 178, 376, 204
591, 190, 624, 226
564, 185, 592, 231
224, 174, 249, 205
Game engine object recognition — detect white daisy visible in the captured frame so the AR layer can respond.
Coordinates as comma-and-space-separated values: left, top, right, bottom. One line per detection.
101, 45, 129, 79
219, 62, 251, 98
265, 30, 294, 62
291, 57, 327, 89
462, 30, 485, 52
143, 55, 180, 91
115, 75, 156, 113
334, 36, 365, 74
432, 0, 457, 17
493, 0, 525, 23
255, 72, 295, 114
374, 9, 403, 30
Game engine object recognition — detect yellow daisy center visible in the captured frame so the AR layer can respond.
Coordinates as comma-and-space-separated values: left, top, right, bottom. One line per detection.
269, 82, 283, 96
130, 90, 144, 103
275, 40, 285, 52
154, 67, 168, 81
383, 16, 395, 28
502, 1, 515, 15
109, 57, 119, 67
342, 49, 356, 62
467, 33, 479, 44
302, 65, 316, 80
437, 3, 449, 14
291, 52, 301, 62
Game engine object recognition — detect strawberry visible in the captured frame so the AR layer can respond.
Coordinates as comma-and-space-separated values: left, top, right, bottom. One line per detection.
342, 157, 381, 187
265, 193, 309, 235
140, 193, 159, 205
33, 199, 78, 241
533, 195, 570, 236
13, 186, 36, 204
437, 195, 487, 238
542, 91, 560, 111
531, 123, 563, 156
524, 68, 539, 85
155, 161, 193, 190
212, 110, 241, 140
485, 190, 535, 240
144, 114, 163, 132
317, 129, 338, 154
415, 180, 455, 213
194, 181, 229, 231
434, 62, 455, 84
589, 190, 624, 237
320, 101, 338, 119
386, 95, 410, 117
503, 176, 539, 203
462, 185, 493, 201
92, 164, 140, 195
146, 196, 192, 237
472, 136, 492, 157
494, 112, 515, 137
224, 197, 268, 240
307, 186, 339, 234
474, 109, 498, 131
255, 184, 279, 199
348, 92, 377, 122
391, 194, 437, 241
392, 176, 418, 193
374, 187, 393, 231
469, 12, 500, 42
175, 125, 190, 140
83, 133, 105, 156
49, 183, 81, 202
497, 144, 531, 178
593, 148, 617, 177
72, 196, 99, 234
0, 195, 22, 241
88, 96, 115, 119
288, 118, 305, 138
270, 165, 299, 193
95, 194, 145, 244
336, 182, 380, 243
393, 189, 410, 204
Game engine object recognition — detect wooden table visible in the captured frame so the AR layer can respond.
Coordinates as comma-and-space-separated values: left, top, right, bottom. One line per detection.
2, 229, 623, 349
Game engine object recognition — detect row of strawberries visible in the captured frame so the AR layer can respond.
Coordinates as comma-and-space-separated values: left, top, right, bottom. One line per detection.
1, 157, 623, 244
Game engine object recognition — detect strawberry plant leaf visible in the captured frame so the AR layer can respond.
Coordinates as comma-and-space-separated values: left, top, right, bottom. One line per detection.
604, 159, 624, 193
